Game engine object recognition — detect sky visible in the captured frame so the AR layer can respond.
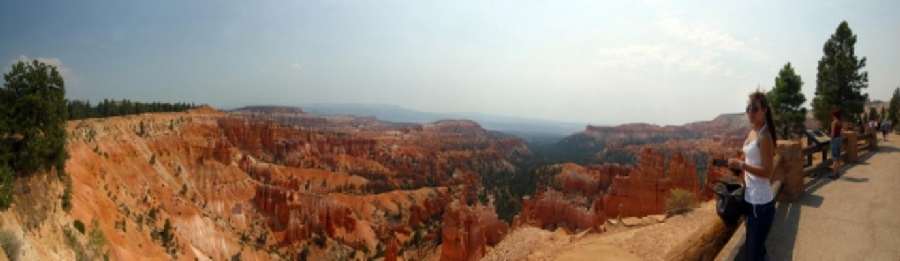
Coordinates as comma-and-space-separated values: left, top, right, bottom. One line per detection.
2, 0, 899, 126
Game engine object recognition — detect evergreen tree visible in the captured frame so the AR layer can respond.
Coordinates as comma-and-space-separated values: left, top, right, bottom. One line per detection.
767, 62, 807, 138
0, 60, 68, 176
812, 21, 869, 128
889, 87, 900, 130
868, 107, 880, 122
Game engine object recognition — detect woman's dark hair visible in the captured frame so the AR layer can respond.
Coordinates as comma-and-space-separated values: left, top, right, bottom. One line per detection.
749, 91, 777, 145
832, 108, 841, 120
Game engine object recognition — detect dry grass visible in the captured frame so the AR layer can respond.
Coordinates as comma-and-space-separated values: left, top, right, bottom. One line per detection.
665, 188, 698, 216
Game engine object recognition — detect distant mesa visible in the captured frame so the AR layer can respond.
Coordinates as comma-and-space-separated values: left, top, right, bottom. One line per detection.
229, 105, 306, 114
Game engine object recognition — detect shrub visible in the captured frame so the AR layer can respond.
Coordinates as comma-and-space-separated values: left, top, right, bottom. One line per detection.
297, 246, 309, 261
61, 173, 73, 212
0, 230, 21, 261
152, 218, 176, 257
665, 188, 698, 215
88, 220, 107, 256
73, 220, 86, 234
0, 165, 14, 210
114, 219, 127, 233
64, 222, 108, 261
62, 227, 87, 260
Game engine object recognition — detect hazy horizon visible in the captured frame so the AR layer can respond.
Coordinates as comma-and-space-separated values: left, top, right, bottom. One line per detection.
3, 0, 899, 126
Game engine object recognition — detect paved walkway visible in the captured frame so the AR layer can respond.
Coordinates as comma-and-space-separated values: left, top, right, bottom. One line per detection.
766, 133, 900, 260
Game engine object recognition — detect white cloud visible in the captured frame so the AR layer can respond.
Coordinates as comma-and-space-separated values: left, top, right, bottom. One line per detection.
592, 16, 766, 79
658, 18, 745, 52
13, 55, 73, 79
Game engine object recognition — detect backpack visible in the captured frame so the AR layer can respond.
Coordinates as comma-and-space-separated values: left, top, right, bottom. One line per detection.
713, 179, 746, 226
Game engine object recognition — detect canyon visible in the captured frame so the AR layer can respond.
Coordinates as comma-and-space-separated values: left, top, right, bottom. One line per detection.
1, 106, 749, 260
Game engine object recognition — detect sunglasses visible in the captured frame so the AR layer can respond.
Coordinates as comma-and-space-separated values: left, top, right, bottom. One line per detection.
746, 104, 760, 113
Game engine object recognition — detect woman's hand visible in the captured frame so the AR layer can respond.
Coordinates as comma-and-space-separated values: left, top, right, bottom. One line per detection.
727, 158, 743, 170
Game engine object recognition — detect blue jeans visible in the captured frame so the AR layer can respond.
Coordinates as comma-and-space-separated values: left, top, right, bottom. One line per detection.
831, 137, 842, 159
744, 200, 775, 261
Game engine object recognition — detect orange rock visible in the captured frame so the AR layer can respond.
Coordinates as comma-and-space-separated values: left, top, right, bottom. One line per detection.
440, 201, 508, 261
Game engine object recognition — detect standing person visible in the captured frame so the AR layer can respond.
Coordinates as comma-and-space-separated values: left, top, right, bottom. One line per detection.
728, 91, 777, 261
830, 110, 843, 179
882, 119, 892, 141
870, 118, 878, 136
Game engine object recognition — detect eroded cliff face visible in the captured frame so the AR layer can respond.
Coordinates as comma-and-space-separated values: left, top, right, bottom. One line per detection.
516, 148, 728, 234
9, 105, 750, 261
439, 200, 508, 261
60, 107, 528, 260
553, 113, 749, 164
602, 148, 706, 218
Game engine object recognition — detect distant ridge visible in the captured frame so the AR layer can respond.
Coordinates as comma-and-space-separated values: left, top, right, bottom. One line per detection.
235, 103, 587, 142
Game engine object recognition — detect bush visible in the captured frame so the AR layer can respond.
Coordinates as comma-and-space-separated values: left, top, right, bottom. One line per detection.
61, 173, 73, 212
152, 218, 177, 257
63, 223, 107, 261
0, 165, 14, 210
62, 227, 88, 261
73, 220, 86, 234
87, 219, 108, 260
665, 188, 698, 215
0, 230, 21, 261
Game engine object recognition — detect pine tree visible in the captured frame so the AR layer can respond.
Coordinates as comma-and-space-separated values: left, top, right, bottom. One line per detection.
767, 62, 807, 138
889, 87, 900, 130
812, 21, 869, 128
1, 60, 68, 176
868, 107, 880, 122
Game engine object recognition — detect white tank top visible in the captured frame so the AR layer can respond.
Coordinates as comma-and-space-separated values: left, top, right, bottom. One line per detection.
743, 125, 774, 204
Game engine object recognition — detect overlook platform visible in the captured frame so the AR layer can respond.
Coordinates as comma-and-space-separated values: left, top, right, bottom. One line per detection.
764, 133, 900, 260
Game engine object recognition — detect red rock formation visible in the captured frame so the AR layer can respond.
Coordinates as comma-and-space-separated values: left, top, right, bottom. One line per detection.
440, 201, 508, 261
385, 237, 400, 261
602, 148, 706, 218
65, 107, 531, 260
518, 189, 600, 232
522, 148, 711, 229
553, 163, 618, 197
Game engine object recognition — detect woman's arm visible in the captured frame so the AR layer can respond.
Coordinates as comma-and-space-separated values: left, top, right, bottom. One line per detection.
741, 133, 774, 178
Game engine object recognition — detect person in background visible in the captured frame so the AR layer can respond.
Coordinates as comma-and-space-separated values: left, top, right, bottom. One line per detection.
882, 119, 892, 141
869, 118, 878, 136
728, 91, 776, 261
830, 109, 843, 179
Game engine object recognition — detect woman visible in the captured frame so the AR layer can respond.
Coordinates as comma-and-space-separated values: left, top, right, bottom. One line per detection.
830, 110, 843, 179
728, 91, 776, 261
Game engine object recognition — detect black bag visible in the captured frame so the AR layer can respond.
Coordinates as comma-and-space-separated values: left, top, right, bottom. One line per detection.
713, 180, 745, 226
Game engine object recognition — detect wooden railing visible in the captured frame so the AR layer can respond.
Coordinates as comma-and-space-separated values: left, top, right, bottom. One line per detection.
802, 130, 878, 170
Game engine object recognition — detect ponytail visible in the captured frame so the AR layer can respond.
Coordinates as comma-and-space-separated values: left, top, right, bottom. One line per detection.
764, 105, 777, 145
